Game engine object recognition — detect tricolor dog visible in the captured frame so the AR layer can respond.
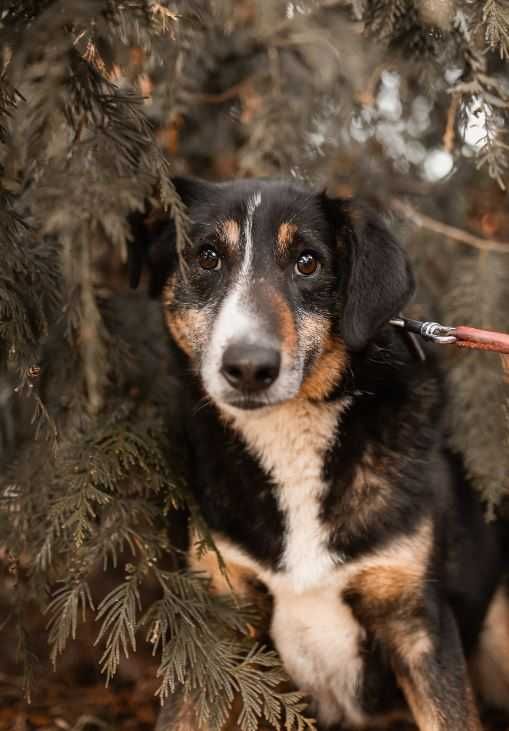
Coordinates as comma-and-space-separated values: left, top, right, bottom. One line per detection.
128, 178, 509, 731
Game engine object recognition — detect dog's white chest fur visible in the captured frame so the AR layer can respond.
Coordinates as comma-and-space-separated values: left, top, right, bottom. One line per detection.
229, 399, 346, 586
271, 580, 365, 726
223, 398, 366, 726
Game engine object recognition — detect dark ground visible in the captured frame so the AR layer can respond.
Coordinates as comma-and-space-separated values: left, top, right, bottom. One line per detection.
1, 668, 508, 731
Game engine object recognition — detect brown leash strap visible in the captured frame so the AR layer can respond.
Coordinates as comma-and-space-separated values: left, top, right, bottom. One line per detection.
453, 326, 509, 354
390, 318, 509, 355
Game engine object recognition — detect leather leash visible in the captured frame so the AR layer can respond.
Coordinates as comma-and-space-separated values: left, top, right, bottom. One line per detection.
390, 317, 509, 355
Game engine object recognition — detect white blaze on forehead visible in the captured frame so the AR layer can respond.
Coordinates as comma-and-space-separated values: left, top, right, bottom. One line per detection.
241, 191, 261, 280
216, 189, 262, 338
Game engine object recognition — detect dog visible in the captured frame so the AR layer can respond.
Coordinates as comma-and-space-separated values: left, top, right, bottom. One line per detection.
128, 177, 509, 730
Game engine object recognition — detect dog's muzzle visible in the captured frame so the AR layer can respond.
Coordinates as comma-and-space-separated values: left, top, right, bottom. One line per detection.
221, 341, 281, 394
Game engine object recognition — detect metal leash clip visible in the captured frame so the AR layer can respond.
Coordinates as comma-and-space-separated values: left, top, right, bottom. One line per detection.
418, 321, 457, 344
389, 317, 457, 345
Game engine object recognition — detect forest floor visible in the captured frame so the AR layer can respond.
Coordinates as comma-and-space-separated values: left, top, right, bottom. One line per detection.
1, 580, 507, 731
1, 669, 508, 731
0, 671, 160, 731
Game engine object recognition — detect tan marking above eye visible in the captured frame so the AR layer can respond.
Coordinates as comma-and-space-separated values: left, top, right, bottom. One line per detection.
276, 222, 298, 255
218, 219, 240, 251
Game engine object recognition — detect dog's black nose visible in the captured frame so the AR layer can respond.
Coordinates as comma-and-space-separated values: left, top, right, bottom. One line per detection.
221, 343, 281, 392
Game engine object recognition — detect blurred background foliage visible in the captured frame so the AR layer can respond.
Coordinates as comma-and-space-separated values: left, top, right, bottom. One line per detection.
0, 1, 508, 729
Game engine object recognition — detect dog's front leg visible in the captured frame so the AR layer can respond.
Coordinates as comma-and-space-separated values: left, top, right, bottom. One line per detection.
346, 569, 482, 731
390, 603, 481, 731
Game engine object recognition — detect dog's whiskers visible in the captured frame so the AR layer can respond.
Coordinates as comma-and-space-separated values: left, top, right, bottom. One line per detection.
193, 394, 213, 416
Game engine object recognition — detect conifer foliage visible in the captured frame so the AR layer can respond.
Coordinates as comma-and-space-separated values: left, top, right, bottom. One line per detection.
0, 1, 508, 728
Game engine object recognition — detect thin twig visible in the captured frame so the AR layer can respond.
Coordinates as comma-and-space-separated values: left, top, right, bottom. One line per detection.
181, 76, 256, 105
443, 92, 460, 153
390, 198, 509, 254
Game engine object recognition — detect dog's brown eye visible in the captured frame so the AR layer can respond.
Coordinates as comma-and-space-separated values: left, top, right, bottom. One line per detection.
295, 252, 319, 276
198, 245, 221, 271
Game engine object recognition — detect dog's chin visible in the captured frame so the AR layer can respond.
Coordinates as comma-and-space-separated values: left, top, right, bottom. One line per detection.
208, 386, 301, 414
213, 394, 286, 413
201, 370, 303, 414
225, 398, 274, 411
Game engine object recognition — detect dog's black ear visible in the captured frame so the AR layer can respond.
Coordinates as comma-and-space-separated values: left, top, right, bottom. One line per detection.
127, 176, 203, 297
324, 196, 415, 351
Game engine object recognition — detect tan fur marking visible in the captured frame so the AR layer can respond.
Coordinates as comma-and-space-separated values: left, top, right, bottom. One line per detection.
218, 219, 240, 252
270, 290, 297, 357
397, 676, 447, 731
162, 275, 177, 307
298, 312, 329, 345
189, 535, 256, 598
398, 675, 481, 731
352, 564, 432, 669
163, 278, 209, 358
165, 307, 208, 358
355, 565, 423, 606
392, 624, 433, 668
188, 530, 272, 638
299, 333, 348, 400
351, 519, 431, 606
345, 448, 394, 528
276, 222, 298, 255
472, 586, 509, 711
347, 520, 433, 664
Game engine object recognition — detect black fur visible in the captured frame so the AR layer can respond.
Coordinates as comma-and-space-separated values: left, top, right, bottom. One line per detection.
323, 197, 415, 351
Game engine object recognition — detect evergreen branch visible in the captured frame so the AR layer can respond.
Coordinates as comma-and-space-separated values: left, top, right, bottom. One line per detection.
6, 558, 43, 703
51, 480, 112, 550
234, 647, 314, 731
142, 567, 312, 731
15, 620, 39, 704
453, 9, 509, 188
483, 0, 509, 59
45, 579, 94, 667
191, 642, 314, 731
0, 75, 23, 144
364, 0, 412, 39
188, 506, 234, 592
39, 412, 174, 561
94, 564, 143, 684
94, 498, 165, 570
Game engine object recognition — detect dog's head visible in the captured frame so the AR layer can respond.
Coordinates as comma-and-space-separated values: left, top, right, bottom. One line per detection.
128, 178, 414, 411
